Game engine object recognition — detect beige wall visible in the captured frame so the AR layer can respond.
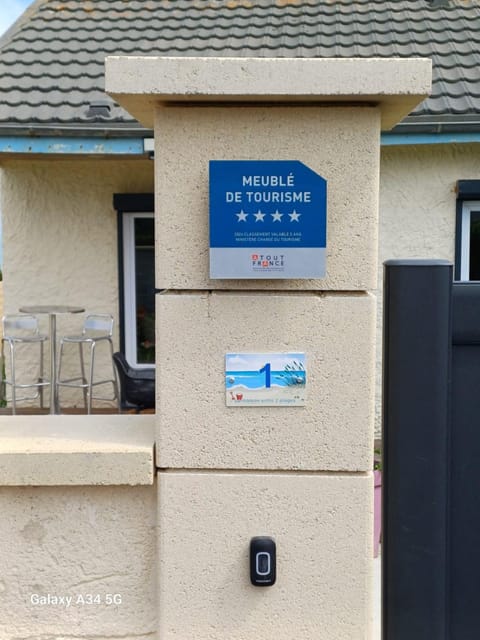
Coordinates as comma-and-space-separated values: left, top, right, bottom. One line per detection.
102, 53, 428, 639
1, 144, 475, 425
0, 157, 154, 407
0, 415, 155, 640
379, 143, 472, 268
157, 292, 376, 471
153, 98, 380, 638
158, 472, 373, 640
0, 483, 157, 639
155, 105, 381, 291
375, 143, 480, 434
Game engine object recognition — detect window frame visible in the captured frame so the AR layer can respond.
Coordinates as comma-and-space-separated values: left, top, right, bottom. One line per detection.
455, 181, 480, 281
114, 193, 155, 369
122, 212, 155, 368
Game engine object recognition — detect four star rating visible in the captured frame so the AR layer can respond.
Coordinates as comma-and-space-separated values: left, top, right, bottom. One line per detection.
236, 209, 301, 223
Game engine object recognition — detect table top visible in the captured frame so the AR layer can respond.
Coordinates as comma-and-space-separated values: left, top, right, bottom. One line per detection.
19, 305, 85, 315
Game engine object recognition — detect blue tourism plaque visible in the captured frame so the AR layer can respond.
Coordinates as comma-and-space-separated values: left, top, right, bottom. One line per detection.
209, 160, 327, 279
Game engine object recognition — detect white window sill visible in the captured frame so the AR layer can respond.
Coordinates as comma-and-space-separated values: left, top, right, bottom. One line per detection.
0, 415, 155, 486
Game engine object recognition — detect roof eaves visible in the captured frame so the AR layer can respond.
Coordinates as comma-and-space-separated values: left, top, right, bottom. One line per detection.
393, 113, 480, 134
0, 121, 152, 138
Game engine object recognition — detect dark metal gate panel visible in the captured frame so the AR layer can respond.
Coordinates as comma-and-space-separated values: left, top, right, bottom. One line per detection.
383, 260, 452, 640
449, 284, 480, 639
383, 265, 480, 639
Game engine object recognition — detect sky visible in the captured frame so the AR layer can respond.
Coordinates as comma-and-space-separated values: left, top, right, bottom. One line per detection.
0, 0, 33, 37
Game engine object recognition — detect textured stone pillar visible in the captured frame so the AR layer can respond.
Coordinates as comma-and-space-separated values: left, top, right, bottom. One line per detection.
106, 56, 431, 639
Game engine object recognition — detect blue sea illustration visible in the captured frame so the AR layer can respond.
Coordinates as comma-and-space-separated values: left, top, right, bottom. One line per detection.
226, 369, 306, 389
225, 353, 306, 390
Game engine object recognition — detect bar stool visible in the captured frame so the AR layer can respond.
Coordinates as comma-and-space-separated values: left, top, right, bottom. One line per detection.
1, 314, 49, 414
56, 314, 120, 414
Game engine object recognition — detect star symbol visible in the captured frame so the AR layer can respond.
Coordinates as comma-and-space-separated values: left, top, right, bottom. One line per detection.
254, 210, 266, 222
236, 210, 248, 222
289, 210, 301, 222
271, 210, 283, 222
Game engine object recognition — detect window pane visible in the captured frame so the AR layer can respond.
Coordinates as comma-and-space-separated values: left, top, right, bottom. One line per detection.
470, 211, 480, 280
134, 218, 155, 364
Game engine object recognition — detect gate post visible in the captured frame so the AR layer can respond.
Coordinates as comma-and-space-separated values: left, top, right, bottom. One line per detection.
106, 57, 431, 640
383, 259, 452, 640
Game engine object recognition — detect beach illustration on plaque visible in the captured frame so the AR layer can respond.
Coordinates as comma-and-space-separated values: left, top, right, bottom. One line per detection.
225, 353, 306, 407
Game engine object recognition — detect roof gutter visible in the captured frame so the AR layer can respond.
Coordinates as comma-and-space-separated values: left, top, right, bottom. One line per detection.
1, 132, 479, 155
381, 131, 480, 146
390, 114, 480, 135
2, 131, 479, 155
0, 135, 150, 156
0, 122, 153, 138
0, 122, 154, 156
2, 117, 480, 154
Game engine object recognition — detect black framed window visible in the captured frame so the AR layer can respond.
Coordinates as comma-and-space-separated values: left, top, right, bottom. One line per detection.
114, 193, 155, 367
456, 181, 480, 281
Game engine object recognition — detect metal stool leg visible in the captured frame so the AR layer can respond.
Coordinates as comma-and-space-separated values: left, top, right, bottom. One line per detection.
57, 340, 65, 412
0, 339, 5, 409
87, 342, 96, 415
39, 340, 45, 409
9, 341, 16, 415
79, 342, 88, 410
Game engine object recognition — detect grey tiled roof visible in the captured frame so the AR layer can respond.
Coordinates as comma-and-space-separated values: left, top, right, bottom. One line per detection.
0, 0, 479, 134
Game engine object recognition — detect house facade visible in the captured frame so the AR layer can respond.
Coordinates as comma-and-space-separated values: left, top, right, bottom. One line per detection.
0, 0, 479, 420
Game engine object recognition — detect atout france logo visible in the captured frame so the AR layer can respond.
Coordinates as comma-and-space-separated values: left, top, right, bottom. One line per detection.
251, 253, 285, 269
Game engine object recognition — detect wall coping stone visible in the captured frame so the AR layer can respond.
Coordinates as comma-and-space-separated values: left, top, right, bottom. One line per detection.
0, 415, 155, 486
105, 56, 432, 130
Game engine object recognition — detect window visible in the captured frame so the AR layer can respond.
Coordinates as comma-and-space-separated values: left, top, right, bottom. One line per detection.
123, 214, 155, 366
456, 182, 480, 281
114, 194, 155, 368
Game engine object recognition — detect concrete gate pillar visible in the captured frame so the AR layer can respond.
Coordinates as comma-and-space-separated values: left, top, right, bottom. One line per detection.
106, 56, 430, 639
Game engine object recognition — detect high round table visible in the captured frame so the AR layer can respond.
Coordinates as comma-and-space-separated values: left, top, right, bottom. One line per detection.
19, 305, 84, 414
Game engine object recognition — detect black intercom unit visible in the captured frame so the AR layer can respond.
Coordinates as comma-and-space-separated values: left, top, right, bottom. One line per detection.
250, 536, 276, 587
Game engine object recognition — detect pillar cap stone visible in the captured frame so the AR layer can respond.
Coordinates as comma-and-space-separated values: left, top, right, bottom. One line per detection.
0, 415, 155, 485
106, 56, 432, 130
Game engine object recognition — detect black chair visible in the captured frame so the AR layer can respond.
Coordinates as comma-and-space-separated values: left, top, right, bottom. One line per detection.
113, 352, 155, 412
